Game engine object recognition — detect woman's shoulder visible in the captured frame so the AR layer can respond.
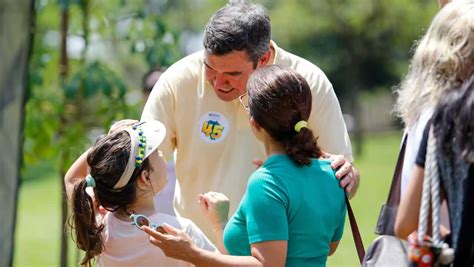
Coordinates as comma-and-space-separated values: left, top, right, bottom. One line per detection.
251, 156, 335, 182
311, 158, 333, 167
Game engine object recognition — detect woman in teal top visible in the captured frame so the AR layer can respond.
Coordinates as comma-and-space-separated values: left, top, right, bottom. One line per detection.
143, 65, 347, 266
224, 155, 345, 266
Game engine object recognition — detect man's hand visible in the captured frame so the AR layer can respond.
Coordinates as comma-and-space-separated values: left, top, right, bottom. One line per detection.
252, 158, 264, 169
323, 152, 360, 199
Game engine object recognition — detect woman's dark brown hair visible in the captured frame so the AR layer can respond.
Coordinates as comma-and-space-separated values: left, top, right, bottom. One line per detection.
69, 131, 151, 266
247, 64, 321, 165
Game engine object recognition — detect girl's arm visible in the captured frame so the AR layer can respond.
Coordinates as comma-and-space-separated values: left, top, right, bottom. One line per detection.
142, 225, 287, 267
64, 149, 90, 200
64, 119, 137, 200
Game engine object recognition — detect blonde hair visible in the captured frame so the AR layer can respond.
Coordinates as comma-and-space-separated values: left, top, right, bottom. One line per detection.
395, 0, 474, 129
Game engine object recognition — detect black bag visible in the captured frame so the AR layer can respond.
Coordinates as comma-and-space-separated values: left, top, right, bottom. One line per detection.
362, 135, 408, 266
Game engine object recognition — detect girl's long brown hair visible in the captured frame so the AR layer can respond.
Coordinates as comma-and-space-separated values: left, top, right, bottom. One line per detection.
69, 131, 150, 266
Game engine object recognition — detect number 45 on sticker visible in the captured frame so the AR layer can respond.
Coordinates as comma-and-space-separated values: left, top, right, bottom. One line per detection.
201, 121, 224, 140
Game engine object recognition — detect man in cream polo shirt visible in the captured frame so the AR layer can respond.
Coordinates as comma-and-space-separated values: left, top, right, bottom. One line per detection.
142, 2, 360, 237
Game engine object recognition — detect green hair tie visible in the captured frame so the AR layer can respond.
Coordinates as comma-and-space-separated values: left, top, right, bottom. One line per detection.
85, 174, 96, 188
294, 120, 308, 133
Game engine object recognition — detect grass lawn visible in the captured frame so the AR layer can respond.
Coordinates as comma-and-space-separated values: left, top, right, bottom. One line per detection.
14, 131, 403, 266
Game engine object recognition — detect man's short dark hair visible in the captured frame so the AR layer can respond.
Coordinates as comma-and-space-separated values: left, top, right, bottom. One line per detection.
203, 2, 271, 67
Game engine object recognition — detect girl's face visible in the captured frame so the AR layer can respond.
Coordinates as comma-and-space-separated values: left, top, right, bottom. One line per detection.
146, 150, 168, 195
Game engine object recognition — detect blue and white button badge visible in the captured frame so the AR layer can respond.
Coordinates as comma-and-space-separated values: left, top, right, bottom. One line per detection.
198, 112, 229, 143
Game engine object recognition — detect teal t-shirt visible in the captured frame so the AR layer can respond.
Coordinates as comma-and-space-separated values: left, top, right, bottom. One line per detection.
223, 154, 346, 266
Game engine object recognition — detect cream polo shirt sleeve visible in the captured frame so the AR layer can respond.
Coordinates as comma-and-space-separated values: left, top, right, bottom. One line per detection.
307, 72, 354, 162
273, 43, 353, 161
141, 74, 176, 161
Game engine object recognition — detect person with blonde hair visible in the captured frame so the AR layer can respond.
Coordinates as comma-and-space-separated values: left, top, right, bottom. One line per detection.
396, 75, 474, 266
394, 0, 474, 196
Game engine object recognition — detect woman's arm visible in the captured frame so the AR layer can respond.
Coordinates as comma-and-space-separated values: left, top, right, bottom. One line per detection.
142, 225, 287, 267
211, 227, 228, 254
198, 192, 230, 254
394, 165, 425, 239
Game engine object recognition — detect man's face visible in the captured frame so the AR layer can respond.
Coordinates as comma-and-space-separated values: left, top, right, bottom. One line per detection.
204, 50, 256, 102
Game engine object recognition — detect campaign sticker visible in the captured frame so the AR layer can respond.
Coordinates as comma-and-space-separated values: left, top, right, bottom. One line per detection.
198, 112, 229, 143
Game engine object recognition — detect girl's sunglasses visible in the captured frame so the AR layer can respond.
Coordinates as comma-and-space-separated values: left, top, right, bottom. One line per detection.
130, 214, 166, 233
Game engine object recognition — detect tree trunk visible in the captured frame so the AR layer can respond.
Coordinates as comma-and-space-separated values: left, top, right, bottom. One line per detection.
59, 5, 69, 267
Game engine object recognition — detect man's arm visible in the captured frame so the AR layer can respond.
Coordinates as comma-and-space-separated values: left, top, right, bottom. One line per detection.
308, 77, 353, 161
308, 74, 359, 197
141, 74, 177, 160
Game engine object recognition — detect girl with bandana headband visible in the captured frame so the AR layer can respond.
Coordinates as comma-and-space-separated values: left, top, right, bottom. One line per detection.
64, 120, 216, 267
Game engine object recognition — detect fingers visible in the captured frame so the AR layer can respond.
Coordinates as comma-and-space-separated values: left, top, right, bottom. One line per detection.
142, 226, 167, 241
347, 168, 360, 199
337, 167, 360, 198
198, 194, 209, 207
148, 235, 162, 247
333, 160, 352, 179
198, 194, 209, 215
108, 119, 138, 134
341, 173, 354, 193
330, 155, 346, 170
320, 151, 331, 159
201, 191, 228, 203
252, 158, 264, 169
162, 223, 180, 236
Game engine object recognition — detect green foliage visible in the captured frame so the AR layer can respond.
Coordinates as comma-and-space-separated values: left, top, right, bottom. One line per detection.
24, 0, 182, 167
268, 0, 439, 98
157, 0, 438, 99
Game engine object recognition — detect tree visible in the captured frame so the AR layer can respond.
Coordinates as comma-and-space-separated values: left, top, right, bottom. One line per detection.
24, 0, 182, 265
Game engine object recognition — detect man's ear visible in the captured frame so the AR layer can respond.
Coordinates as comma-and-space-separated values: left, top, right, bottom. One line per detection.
249, 117, 261, 131
258, 49, 272, 67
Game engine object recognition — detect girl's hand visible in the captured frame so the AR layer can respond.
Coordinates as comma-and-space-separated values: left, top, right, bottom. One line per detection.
108, 119, 138, 134
142, 224, 199, 262
198, 192, 230, 228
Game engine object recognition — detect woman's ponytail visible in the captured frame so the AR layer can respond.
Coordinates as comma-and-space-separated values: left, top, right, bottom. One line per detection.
247, 65, 323, 166
282, 127, 321, 166
69, 179, 104, 267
